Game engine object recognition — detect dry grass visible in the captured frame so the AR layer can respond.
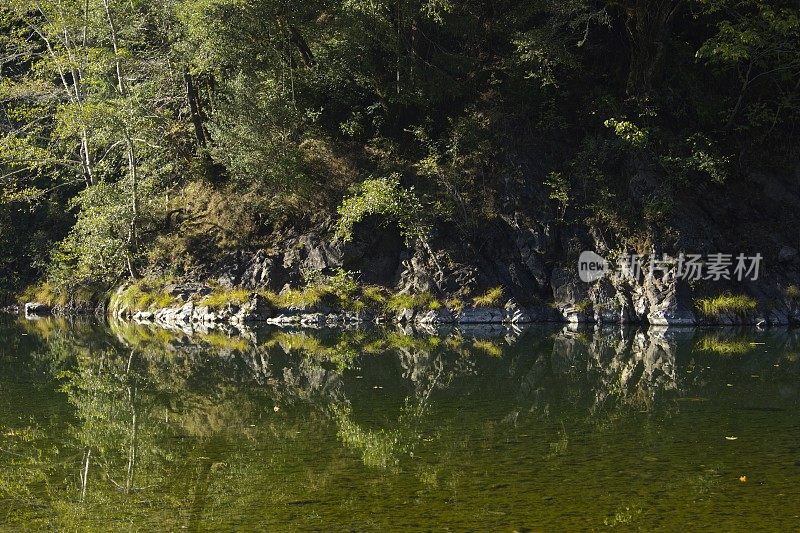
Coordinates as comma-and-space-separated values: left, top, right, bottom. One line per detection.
696, 293, 757, 317
472, 286, 504, 307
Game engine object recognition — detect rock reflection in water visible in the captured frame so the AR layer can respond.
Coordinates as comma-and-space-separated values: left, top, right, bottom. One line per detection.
1, 317, 799, 530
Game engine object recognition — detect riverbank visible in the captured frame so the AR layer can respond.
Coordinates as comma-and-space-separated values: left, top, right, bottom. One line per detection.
17, 274, 800, 330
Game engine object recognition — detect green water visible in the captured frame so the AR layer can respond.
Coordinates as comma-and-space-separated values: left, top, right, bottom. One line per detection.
0, 318, 798, 531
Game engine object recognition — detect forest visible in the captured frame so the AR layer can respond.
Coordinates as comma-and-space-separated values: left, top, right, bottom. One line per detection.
1, 0, 798, 310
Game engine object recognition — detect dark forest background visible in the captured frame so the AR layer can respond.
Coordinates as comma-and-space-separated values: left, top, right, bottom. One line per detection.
1, 0, 798, 305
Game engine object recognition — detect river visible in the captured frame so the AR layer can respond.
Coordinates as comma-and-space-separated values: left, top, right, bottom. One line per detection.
0, 317, 798, 530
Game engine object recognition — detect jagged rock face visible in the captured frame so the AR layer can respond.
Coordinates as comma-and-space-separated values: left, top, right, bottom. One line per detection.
137, 168, 800, 327
396, 250, 442, 294
457, 307, 504, 324
415, 308, 454, 325
641, 273, 696, 326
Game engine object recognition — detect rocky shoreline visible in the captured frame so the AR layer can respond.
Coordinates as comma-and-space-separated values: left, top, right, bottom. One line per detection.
105, 282, 563, 330
15, 267, 800, 330
104, 276, 800, 331
14, 210, 800, 330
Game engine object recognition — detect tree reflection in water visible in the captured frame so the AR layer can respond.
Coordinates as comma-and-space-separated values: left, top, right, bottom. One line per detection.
0, 317, 798, 530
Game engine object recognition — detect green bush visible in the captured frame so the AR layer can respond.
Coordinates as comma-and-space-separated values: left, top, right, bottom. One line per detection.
335, 175, 430, 245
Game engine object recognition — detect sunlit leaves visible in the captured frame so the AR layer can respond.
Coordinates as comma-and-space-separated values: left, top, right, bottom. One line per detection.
335, 175, 430, 244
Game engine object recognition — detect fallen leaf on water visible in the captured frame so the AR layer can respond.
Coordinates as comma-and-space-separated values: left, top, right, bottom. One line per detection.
725, 436, 738, 440
739, 475, 747, 482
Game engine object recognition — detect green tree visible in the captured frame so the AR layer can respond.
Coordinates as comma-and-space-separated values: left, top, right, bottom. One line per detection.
696, 0, 800, 133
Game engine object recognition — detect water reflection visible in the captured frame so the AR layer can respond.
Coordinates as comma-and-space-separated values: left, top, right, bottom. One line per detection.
1, 318, 799, 530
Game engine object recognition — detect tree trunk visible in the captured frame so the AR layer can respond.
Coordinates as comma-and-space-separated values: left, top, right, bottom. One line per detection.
623, 0, 681, 99
184, 70, 208, 148
289, 25, 315, 67
184, 70, 226, 184
126, 137, 139, 280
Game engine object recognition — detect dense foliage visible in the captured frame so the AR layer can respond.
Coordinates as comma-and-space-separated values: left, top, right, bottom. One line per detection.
1, 0, 798, 304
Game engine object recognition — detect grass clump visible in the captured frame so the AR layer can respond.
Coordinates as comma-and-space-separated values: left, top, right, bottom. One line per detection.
697, 335, 752, 355
20, 281, 61, 307
786, 285, 800, 301
696, 293, 757, 317
272, 268, 361, 310
472, 286, 504, 307
202, 288, 251, 310
472, 339, 503, 358
202, 331, 251, 351
274, 286, 328, 309
362, 286, 388, 307
114, 279, 174, 312
386, 291, 441, 312
446, 298, 465, 313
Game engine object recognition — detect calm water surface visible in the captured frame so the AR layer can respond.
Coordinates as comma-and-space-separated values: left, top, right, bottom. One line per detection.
0, 317, 798, 531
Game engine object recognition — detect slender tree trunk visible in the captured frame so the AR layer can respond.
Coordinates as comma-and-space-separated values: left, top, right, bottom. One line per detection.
32, 14, 95, 185
184, 70, 225, 184
396, 0, 402, 95
725, 58, 754, 130
126, 136, 139, 280
104, 0, 140, 278
80, 448, 91, 501
125, 384, 138, 494
103, 0, 125, 95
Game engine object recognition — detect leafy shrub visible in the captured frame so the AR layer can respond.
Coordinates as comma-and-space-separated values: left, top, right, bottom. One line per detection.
545, 171, 570, 219
335, 175, 430, 245
604, 118, 649, 148
326, 268, 359, 299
